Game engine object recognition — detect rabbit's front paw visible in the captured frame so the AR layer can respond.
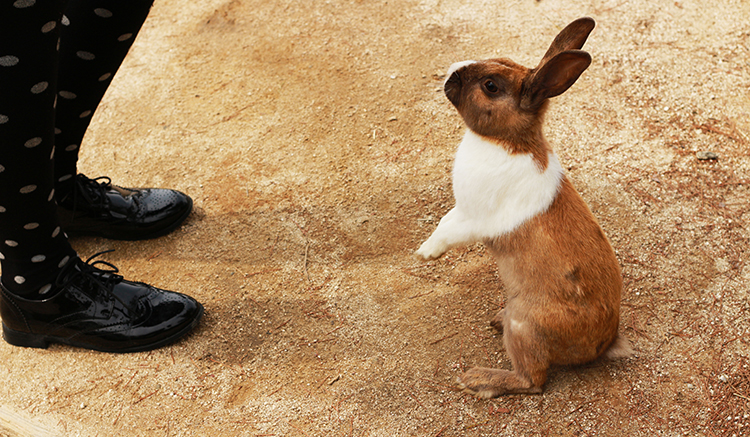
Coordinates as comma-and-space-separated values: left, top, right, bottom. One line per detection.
415, 238, 447, 260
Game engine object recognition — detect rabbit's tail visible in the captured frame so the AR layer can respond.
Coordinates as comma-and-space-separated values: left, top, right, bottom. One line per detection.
603, 333, 633, 360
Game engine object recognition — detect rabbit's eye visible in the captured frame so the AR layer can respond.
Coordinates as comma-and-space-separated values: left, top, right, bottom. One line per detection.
483, 80, 500, 94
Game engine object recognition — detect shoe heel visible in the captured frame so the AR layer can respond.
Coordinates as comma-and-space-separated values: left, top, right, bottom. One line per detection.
2, 323, 49, 349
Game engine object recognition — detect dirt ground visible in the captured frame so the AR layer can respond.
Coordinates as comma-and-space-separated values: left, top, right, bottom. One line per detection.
1, 0, 750, 435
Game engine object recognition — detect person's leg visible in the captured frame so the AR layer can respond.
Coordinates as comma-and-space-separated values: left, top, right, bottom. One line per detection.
0, 1, 203, 352
48, 0, 193, 240
53, 0, 154, 190
0, 0, 77, 297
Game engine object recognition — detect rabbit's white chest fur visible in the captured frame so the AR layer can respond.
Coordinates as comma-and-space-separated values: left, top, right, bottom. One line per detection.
414, 130, 563, 260
452, 130, 563, 237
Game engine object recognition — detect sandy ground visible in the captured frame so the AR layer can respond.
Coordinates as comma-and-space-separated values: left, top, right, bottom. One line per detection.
1, 0, 750, 436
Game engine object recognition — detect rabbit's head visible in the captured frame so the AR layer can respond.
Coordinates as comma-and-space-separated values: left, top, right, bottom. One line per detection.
444, 17, 595, 143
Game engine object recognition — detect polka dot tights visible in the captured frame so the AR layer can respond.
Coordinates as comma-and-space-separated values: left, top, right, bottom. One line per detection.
0, 0, 154, 297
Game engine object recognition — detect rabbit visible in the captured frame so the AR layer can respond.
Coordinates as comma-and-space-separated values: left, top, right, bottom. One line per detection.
415, 17, 631, 397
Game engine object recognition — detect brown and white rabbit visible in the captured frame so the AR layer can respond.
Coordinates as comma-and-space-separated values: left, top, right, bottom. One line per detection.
416, 17, 631, 397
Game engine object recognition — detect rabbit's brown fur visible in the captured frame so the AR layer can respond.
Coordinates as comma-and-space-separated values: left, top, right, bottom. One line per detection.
467, 178, 624, 396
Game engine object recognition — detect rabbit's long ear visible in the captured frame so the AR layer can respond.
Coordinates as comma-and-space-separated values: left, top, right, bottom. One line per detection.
520, 50, 591, 111
538, 17, 595, 67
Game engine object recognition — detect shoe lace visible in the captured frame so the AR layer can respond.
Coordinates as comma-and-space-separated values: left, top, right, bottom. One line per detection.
55, 251, 135, 312
71, 174, 113, 214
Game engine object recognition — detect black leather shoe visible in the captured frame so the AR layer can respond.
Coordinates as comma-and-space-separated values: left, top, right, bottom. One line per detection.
0, 254, 203, 353
57, 174, 193, 240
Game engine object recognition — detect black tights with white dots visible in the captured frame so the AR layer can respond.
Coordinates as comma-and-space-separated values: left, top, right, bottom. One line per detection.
0, 0, 153, 297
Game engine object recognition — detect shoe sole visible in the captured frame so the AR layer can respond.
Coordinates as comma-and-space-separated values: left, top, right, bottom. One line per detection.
1, 305, 203, 353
